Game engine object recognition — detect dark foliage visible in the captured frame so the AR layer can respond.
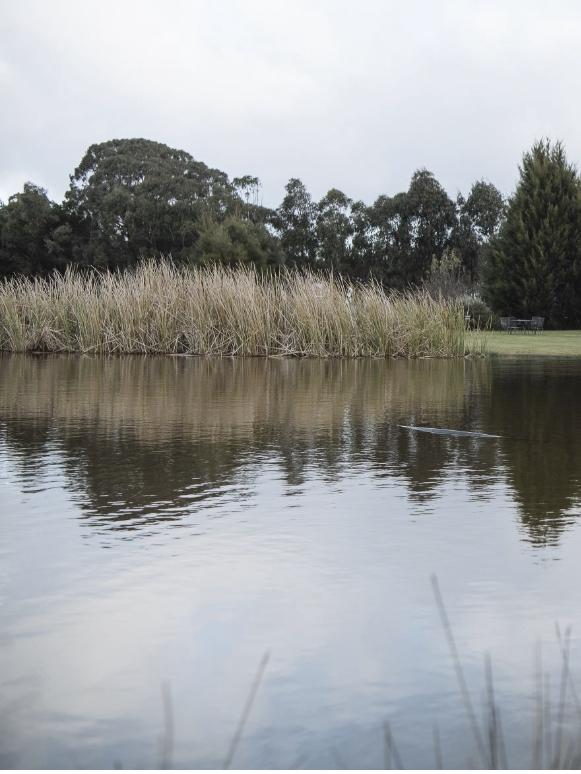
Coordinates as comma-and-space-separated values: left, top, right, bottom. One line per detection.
484, 140, 581, 327
0, 183, 72, 276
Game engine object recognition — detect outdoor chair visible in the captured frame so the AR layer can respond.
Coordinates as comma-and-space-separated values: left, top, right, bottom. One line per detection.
500, 316, 517, 333
530, 316, 545, 334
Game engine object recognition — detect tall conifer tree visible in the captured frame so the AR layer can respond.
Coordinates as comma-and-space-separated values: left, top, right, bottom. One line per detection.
484, 140, 581, 327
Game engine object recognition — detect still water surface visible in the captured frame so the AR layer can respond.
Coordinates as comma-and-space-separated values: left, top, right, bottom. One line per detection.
2, 354, 581, 768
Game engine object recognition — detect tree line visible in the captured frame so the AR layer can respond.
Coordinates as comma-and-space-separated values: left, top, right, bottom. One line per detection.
0, 137, 504, 283
1, 136, 581, 325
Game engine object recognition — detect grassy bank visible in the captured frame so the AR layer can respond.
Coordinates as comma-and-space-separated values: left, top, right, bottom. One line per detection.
0, 262, 479, 358
476, 330, 581, 356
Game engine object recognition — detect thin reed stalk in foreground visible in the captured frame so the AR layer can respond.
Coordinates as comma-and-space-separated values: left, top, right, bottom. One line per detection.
432, 575, 581, 770
158, 682, 174, 770
0, 261, 484, 358
431, 574, 488, 766
223, 651, 270, 769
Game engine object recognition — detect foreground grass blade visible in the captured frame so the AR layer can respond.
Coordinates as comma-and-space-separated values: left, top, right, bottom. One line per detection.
223, 651, 270, 769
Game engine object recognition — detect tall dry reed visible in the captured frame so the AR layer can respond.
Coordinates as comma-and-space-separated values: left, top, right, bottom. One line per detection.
0, 261, 483, 357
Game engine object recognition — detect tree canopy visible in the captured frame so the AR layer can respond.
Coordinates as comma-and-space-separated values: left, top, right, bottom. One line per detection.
0, 183, 70, 276
64, 138, 240, 267
1, 138, 508, 287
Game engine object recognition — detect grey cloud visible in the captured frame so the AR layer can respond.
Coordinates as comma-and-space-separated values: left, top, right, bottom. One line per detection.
1, 0, 580, 206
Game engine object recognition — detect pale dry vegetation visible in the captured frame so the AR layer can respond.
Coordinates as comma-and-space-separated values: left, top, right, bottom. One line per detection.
0, 261, 482, 358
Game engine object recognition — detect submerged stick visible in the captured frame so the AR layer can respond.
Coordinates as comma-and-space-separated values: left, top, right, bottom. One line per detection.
400, 425, 500, 439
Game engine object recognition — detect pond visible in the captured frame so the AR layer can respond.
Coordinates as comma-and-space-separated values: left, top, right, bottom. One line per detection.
2, 354, 581, 768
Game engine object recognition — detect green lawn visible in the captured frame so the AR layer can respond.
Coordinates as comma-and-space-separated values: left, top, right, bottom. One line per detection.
473, 330, 581, 356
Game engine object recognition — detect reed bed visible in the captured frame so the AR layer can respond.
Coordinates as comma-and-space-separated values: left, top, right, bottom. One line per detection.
0, 261, 482, 357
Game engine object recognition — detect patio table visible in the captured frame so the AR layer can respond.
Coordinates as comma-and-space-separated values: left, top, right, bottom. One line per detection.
500, 316, 544, 333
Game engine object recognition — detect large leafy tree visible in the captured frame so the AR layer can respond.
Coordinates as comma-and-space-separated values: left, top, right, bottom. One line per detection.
345, 200, 374, 279
359, 170, 455, 287
453, 181, 505, 283
484, 140, 581, 327
0, 183, 71, 276
405, 169, 456, 282
275, 178, 318, 267
315, 188, 353, 271
364, 192, 412, 285
65, 138, 236, 267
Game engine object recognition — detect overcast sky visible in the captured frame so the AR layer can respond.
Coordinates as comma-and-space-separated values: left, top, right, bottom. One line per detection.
2, 0, 581, 207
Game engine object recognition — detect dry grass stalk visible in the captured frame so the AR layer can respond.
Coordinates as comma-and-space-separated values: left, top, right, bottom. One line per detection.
0, 262, 484, 358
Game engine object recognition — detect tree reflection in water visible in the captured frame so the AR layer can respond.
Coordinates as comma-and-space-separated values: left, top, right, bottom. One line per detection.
1, 353, 580, 546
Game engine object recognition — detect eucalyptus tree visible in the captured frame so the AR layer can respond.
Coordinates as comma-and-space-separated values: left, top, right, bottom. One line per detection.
0, 183, 70, 276
365, 192, 412, 285
64, 138, 236, 267
454, 181, 505, 282
275, 178, 318, 267
360, 170, 455, 287
315, 188, 354, 272
405, 169, 456, 282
